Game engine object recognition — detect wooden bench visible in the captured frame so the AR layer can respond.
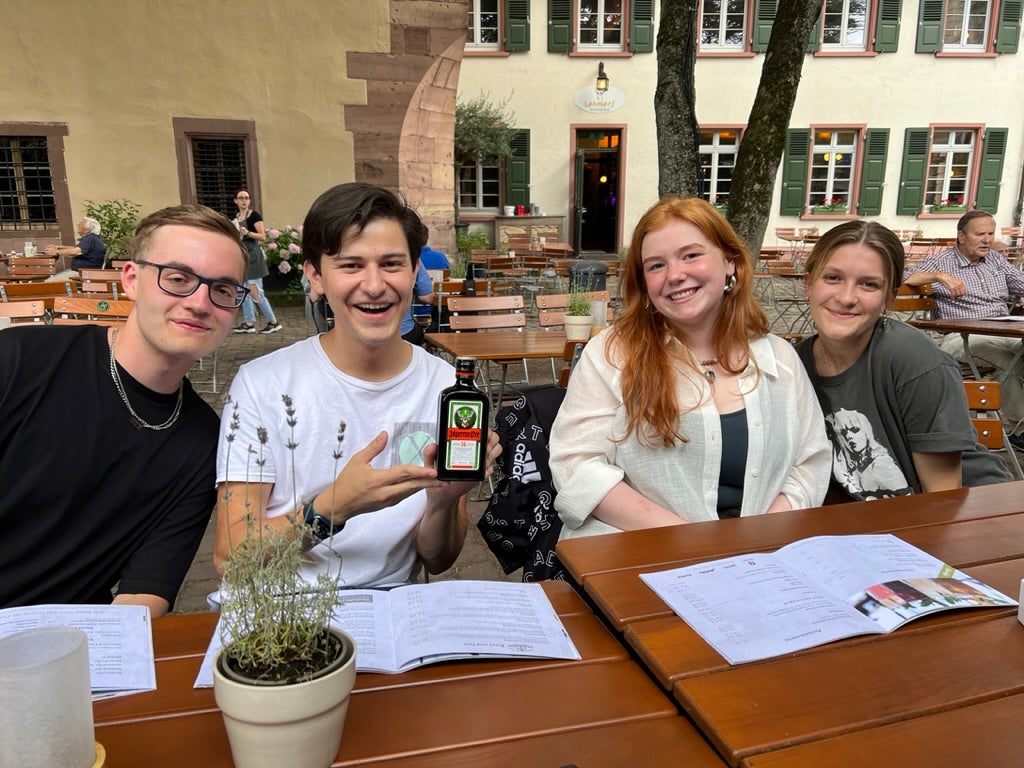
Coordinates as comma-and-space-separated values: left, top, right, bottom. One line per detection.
51, 296, 134, 326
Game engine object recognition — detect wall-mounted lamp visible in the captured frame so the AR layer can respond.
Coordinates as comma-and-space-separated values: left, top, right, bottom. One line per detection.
596, 62, 610, 94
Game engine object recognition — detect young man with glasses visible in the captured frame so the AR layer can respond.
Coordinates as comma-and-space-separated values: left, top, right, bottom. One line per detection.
0, 204, 248, 616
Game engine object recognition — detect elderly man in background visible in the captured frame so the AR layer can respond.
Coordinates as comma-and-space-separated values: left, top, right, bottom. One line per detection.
45, 216, 108, 270
903, 210, 1024, 448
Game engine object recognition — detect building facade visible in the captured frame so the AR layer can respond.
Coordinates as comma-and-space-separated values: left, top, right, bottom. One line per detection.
457, 0, 1024, 253
1, 0, 465, 256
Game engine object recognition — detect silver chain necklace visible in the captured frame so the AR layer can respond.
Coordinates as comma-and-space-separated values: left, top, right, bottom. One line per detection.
108, 328, 183, 431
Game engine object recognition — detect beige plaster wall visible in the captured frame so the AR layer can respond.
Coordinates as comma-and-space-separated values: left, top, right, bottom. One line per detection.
3, 0, 388, 227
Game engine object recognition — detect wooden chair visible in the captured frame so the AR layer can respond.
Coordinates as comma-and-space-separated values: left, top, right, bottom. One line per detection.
888, 283, 935, 320
558, 339, 587, 388
1001, 226, 1022, 262
0, 299, 48, 327
963, 380, 1024, 479
446, 294, 530, 404
51, 296, 134, 326
0, 280, 73, 309
3, 257, 57, 282
536, 290, 613, 329
77, 268, 124, 299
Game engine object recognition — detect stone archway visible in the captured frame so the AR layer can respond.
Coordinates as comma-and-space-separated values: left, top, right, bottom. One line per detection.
345, 0, 465, 254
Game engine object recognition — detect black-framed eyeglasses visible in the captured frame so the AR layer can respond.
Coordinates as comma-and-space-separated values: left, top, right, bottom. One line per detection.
135, 260, 250, 309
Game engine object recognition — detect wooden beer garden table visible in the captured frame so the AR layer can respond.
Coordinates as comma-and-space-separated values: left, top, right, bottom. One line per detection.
91, 581, 726, 767
424, 329, 568, 362
556, 482, 1024, 767
910, 316, 1024, 380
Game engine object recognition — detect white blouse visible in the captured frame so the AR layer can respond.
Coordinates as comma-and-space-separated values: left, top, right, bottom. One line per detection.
549, 330, 831, 539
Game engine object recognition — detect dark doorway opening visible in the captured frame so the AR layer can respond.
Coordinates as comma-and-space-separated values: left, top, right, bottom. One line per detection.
573, 129, 621, 255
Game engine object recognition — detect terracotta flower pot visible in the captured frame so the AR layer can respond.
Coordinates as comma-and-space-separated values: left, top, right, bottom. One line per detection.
213, 628, 357, 768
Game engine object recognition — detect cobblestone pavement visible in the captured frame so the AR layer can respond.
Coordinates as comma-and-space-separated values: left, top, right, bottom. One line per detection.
173, 300, 517, 614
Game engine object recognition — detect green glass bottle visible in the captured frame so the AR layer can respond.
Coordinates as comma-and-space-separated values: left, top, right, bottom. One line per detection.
436, 357, 489, 481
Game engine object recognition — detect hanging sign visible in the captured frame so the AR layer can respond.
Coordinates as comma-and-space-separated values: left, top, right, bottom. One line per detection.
574, 85, 625, 114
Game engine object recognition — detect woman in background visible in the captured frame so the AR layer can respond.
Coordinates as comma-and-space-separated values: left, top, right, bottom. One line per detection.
795, 220, 1011, 500
549, 197, 830, 539
232, 188, 282, 335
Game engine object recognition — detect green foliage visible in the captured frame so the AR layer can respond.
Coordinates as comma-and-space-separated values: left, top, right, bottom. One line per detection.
456, 227, 490, 257
83, 199, 140, 261
567, 291, 592, 317
219, 397, 347, 684
264, 225, 302, 273
455, 94, 518, 168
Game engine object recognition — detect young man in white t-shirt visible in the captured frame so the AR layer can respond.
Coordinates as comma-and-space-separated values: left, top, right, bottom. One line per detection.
214, 183, 499, 588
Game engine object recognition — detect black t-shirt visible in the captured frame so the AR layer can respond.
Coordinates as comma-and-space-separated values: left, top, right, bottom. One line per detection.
0, 326, 219, 607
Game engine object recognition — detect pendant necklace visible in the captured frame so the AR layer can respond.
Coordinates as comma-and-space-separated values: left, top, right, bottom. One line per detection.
699, 358, 718, 382
109, 328, 184, 431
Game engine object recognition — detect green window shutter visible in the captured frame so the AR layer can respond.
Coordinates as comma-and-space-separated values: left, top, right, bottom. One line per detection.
780, 129, 810, 216
857, 129, 890, 216
915, 0, 944, 53
505, 130, 531, 207
995, 0, 1022, 53
629, 0, 655, 52
974, 128, 1008, 211
896, 128, 930, 215
807, 15, 822, 53
874, 0, 902, 52
752, 0, 778, 53
548, 0, 572, 52
505, 0, 531, 52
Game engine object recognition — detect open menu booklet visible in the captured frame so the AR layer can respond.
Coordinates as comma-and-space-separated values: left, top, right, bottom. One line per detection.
0, 604, 156, 700
640, 534, 1017, 665
195, 580, 580, 686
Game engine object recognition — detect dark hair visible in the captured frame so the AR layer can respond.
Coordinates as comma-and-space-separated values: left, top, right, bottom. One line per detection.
301, 183, 426, 272
131, 204, 247, 269
957, 209, 995, 234
803, 220, 905, 300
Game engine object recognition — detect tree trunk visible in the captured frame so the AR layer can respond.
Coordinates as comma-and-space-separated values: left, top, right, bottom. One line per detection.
728, 0, 824, 254
655, 0, 700, 198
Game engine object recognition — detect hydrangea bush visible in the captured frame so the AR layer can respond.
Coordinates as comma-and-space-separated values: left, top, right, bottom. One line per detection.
264, 225, 303, 274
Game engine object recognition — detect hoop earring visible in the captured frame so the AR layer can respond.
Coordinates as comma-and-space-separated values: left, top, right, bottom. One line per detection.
724, 274, 737, 294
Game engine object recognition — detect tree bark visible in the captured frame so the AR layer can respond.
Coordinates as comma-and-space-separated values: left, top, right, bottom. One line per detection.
655, 0, 700, 198
728, 0, 824, 254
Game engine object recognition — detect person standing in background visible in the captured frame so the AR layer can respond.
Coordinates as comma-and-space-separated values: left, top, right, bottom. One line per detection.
232, 188, 283, 335
46, 217, 107, 271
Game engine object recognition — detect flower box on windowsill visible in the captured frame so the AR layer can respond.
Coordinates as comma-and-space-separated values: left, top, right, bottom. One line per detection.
928, 205, 966, 215
810, 205, 848, 216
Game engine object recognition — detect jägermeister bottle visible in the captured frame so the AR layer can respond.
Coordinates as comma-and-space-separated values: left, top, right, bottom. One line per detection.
436, 357, 489, 481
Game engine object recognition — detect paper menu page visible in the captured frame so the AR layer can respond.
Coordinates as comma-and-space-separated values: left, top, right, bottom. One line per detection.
639, 534, 1017, 665
640, 553, 881, 664
0, 604, 156, 695
769, 534, 958, 601
388, 580, 579, 667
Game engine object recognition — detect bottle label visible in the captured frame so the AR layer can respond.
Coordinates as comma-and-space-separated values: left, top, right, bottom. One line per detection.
443, 398, 484, 471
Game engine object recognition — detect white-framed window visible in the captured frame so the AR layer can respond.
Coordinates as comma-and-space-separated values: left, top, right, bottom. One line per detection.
925, 128, 975, 208
809, 129, 859, 211
943, 0, 991, 50
467, 0, 501, 50
699, 129, 740, 205
577, 0, 624, 51
700, 0, 747, 51
458, 161, 501, 212
822, 0, 871, 51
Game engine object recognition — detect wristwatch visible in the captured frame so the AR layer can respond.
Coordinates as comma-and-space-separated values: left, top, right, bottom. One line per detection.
302, 500, 344, 543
